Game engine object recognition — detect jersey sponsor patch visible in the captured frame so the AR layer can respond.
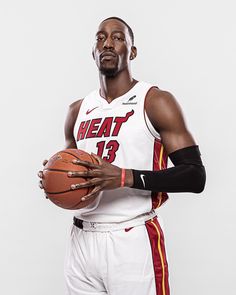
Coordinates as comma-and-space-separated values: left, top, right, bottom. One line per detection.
122, 95, 137, 105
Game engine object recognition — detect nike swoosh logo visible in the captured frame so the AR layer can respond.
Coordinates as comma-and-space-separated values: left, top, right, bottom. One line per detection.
140, 174, 146, 188
86, 106, 99, 115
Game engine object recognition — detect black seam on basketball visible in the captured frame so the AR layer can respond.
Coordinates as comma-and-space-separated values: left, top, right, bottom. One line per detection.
45, 189, 73, 194
60, 150, 86, 160
44, 168, 77, 173
60, 150, 96, 165
45, 186, 91, 195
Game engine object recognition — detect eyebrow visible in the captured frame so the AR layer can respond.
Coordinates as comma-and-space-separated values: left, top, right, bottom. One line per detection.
95, 30, 126, 36
96, 30, 105, 36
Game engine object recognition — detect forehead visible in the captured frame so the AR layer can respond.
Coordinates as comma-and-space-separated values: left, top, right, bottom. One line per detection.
97, 19, 129, 36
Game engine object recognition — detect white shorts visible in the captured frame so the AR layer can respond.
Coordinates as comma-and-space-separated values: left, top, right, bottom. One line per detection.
64, 211, 170, 295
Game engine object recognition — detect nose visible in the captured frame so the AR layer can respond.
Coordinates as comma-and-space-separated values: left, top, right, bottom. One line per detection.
103, 37, 114, 50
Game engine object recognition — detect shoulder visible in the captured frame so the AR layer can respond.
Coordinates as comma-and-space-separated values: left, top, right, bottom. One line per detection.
145, 87, 185, 131
66, 87, 98, 122
68, 98, 83, 115
65, 98, 83, 132
64, 99, 83, 147
146, 87, 180, 110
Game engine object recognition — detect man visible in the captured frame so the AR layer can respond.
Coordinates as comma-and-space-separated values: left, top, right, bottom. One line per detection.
39, 16, 206, 295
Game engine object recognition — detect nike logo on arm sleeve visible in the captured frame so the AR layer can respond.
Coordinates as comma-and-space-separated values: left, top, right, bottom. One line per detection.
140, 174, 146, 188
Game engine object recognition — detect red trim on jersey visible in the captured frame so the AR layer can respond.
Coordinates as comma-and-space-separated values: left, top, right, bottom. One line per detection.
152, 139, 169, 209
143, 86, 160, 138
143, 87, 169, 208
145, 217, 170, 295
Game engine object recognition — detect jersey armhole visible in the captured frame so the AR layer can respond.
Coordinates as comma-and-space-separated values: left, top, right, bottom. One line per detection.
143, 86, 161, 140
72, 98, 84, 141
74, 98, 84, 120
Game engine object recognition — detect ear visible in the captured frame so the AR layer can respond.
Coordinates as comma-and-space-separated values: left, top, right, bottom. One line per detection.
92, 44, 96, 60
130, 46, 137, 60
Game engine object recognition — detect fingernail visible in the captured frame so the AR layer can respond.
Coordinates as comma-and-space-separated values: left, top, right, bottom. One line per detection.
81, 197, 85, 201
68, 171, 73, 177
72, 159, 79, 164
71, 184, 80, 190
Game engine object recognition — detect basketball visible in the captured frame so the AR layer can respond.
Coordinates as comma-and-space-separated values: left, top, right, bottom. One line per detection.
42, 149, 98, 209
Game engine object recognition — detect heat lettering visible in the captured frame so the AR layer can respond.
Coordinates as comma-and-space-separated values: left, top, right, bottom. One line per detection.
86, 118, 102, 138
112, 110, 134, 136
77, 120, 90, 140
76, 110, 134, 141
97, 117, 113, 137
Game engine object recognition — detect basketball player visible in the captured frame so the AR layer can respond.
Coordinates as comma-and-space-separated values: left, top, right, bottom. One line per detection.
39, 17, 206, 295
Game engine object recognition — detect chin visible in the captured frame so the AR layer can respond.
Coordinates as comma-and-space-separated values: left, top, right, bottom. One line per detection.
100, 67, 118, 77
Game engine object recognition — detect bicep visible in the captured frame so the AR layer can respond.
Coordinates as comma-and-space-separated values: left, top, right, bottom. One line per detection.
160, 129, 195, 155
146, 89, 196, 155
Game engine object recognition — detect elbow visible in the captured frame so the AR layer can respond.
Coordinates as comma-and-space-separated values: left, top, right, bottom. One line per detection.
194, 182, 205, 194
192, 165, 206, 194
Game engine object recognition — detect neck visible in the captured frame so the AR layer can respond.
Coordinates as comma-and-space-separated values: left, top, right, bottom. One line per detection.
99, 70, 137, 102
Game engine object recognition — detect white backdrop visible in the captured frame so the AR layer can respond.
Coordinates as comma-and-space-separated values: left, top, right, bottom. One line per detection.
0, 0, 235, 294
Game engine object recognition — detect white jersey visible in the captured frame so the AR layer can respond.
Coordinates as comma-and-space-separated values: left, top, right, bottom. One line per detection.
73, 81, 168, 222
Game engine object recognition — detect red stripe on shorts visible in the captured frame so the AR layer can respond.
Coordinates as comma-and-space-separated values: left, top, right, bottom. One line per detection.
145, 217, 170, 295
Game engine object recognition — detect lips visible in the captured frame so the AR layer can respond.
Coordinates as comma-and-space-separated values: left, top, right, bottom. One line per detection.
100, 51, 117, 60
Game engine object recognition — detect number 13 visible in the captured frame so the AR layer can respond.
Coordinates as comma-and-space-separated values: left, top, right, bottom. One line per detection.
96, 140, 120, 163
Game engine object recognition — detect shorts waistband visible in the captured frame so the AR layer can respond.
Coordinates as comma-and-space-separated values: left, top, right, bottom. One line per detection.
73, 210, 157, 232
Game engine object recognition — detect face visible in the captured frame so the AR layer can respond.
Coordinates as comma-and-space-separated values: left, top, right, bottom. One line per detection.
93, 19, 136, 77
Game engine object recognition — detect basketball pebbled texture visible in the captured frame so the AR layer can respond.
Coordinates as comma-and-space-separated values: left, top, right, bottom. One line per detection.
42, 149, 98, 210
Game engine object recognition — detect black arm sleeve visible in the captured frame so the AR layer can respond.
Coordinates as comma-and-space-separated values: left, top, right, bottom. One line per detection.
131, 145, 206, 193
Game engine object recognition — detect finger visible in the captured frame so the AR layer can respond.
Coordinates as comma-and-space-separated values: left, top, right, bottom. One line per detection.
81, 186, 102, 202
43, 159, 48, 166
68, 169, 102, 178
91, 153, 103, 165
39, 180, 44, 189
38, 171, 43, 178
70, 178, 102, 190
72, 159, 100, 169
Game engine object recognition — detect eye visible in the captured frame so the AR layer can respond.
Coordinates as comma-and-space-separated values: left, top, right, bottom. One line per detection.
96, 34, 105, 41
113, 35, 124, 41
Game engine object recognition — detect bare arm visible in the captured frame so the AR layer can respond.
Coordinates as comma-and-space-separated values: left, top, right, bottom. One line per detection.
127, 87, 206, 193
145, 87, 195, 154
64, 99, 83, 149
38, 99, 83, 189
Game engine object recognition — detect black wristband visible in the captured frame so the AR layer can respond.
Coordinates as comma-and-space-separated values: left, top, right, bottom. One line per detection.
131, 145, 206, 193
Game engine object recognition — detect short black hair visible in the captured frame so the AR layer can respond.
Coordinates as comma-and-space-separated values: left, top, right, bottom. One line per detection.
101, 17, 134, 45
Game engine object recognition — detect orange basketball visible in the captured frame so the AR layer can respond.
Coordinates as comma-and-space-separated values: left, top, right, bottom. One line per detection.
42, 149, 98, 209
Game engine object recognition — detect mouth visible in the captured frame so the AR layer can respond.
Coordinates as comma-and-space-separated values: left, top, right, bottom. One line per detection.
100, 51, 117, 61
